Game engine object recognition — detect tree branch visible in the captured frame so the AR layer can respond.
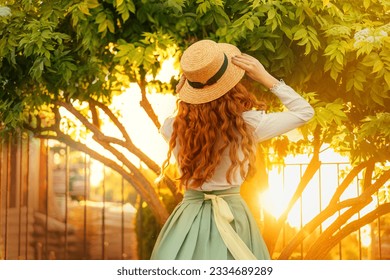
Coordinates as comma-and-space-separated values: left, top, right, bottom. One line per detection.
89, 99, 132, 143
88, 98, 181, 202
137, 75, 161, 130
277, 158, 379, 259
27, 120, 170, 225
312, 203, 390, 259
363, 159, 375, 191
90, 102, 101, 129
88, 98, 161, 172
56, 100, 127, 147
329, 158, 377, 205
305, 169, 390, 259
278, 188, 371, 259
56, 101, 145, 180
58, 100, 152, 176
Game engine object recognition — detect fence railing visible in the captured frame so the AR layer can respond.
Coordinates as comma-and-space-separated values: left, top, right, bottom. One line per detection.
267, 160, 389, 260
1, 133, 389, 259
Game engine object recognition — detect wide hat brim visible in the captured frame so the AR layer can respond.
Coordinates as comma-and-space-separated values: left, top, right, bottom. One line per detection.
178, 42, 245, 104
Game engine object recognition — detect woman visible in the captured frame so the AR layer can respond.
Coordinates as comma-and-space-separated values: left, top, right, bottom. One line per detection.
151, 39, 314, 260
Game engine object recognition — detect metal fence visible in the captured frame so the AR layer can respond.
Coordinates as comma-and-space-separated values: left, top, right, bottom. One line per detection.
0, 133, 389, 260
269, 161, 390, 260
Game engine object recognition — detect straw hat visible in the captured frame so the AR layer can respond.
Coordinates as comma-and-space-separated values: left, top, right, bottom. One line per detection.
177, 40, 245, 104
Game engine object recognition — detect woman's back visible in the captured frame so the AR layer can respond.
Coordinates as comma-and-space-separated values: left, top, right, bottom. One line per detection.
152, 39, 314, 260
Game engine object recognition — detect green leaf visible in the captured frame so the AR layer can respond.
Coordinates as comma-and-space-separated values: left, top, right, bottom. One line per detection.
303, 6, 315, 18
326, 103, 347, 119
95, 12, 106, 24
335, 52, 343, 65
293, 27, 307, 41
87, 0, 100, 9
128, 46, 144, 67
252, 0, 261, 9
231, 13, 250, 28
78, 3, 91, 15
106, 19, 115, 33
315, 109, 329, 128
196, 2, 211, 15
245, 18, 254, 31
363, 0, 371, 9
268, 9, 276, 20
213, 7, 229, 27
98, 21, 107, 33
354, 79, 364, 91
297, 37, 309, 46
127, 1, 136, 13
384, 72, 390, 87
264, 40, 275, 52
370, 91, 385, 106
280, 25, 293, 40
372, 59, 384, 73
167, 0, 184, 12
0, 6, 11, 17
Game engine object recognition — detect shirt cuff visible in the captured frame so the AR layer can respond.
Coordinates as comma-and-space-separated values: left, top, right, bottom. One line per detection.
270, 79, 286, 93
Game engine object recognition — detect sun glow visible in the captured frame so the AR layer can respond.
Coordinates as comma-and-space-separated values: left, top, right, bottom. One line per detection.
110, 85, 177, 165
260, 147, 379, 250
102, 56, 178, 166
57, 59, 178, 192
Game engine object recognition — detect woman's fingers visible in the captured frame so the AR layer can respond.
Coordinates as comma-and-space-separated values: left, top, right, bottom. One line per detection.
233, 53, 258, 63
232, 54, 264, 69
232, 54, 253, 65
232, 55, 254, 71
232, 54, 276, 87
232, 54, 265, 80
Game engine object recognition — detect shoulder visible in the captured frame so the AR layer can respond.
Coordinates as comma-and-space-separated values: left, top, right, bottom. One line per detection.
242, 110, 266, 128
160, 117, 175, 142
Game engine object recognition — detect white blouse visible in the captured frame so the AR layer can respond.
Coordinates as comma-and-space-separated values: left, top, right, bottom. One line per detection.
160, 81, 315, 190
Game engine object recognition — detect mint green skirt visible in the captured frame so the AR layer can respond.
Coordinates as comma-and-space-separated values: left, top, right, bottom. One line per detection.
150, 187, 270, 260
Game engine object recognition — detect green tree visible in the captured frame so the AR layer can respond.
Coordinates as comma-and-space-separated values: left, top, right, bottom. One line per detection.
1, 0, 389, 259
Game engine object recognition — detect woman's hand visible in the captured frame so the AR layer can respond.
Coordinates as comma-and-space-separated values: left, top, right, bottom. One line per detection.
232, 54, 278, 89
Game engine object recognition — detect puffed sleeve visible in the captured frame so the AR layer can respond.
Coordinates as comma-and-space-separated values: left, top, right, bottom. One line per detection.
243, 81, 314, 142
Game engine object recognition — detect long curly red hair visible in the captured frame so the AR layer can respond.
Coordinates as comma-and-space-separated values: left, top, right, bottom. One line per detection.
163, 82, 266, 189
